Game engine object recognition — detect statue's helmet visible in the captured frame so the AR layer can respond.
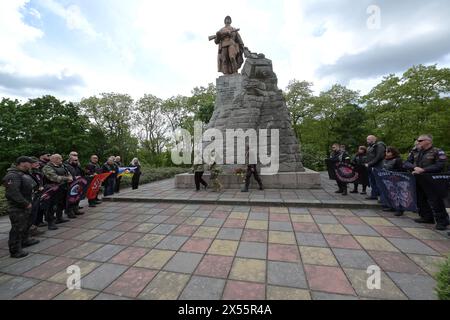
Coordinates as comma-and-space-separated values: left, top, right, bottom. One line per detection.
224, 16, 232, 25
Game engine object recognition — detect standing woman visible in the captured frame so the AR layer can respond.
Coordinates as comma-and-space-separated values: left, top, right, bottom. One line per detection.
193, 163, 208, 191
131, 158, 142, 190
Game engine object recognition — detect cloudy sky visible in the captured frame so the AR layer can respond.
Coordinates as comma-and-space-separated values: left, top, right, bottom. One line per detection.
1, 0, 449, 102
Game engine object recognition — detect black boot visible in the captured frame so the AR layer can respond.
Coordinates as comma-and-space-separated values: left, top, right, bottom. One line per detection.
10, 251, 29, 259
22, 239, 40, 248
414, 217, 435, 224
48, 221, 58, 230
350, 189, 358, 194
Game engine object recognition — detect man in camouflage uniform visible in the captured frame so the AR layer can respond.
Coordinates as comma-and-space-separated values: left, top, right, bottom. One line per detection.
2, 157, 40, 258
42, 154, 73, 229
209, 162, 223, 192
65, 153, 85, 217
405, 134, 449, 230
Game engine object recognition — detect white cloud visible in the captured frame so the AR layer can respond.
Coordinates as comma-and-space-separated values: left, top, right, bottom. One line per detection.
37, 0, 99, 38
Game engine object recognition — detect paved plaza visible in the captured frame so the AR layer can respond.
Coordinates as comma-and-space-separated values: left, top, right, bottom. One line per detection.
0, 174, 449, 300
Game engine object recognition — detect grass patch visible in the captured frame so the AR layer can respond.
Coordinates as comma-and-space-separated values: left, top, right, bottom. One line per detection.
436, 255, 450, 300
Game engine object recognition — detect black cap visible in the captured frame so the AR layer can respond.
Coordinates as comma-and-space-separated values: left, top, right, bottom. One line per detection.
15, 156, 34, 165
29, 157, 39, 163
40, 151, 51, 156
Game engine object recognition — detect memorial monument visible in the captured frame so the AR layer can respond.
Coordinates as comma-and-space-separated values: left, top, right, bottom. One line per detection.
175, 17, 321, 189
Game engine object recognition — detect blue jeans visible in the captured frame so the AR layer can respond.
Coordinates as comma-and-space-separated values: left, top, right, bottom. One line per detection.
368, 167, 379, 198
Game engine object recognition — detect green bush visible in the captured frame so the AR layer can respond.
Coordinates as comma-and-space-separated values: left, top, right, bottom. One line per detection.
0, 186, 7, 217
436, 255, 450, 300
120, 166, 188, 188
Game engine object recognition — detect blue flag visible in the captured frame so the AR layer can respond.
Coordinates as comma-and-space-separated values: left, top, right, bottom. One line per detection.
373, 169, 418, 212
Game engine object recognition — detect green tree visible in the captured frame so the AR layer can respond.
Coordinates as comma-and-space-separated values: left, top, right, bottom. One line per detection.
284, 80, 314, 140
79, 93, 138, 162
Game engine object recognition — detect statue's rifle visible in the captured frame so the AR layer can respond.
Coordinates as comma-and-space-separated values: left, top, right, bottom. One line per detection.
208, 28, 240, 41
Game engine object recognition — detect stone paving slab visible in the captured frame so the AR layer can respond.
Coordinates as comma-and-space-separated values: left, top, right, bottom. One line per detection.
0, 184, 449, 300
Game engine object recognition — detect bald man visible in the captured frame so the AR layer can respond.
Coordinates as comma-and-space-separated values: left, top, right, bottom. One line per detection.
365, 135, 386, 200
42, 154, 74, 230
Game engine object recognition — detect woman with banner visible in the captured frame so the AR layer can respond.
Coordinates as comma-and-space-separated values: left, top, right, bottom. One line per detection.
131, 158, 142, 190
380, 147, 405, 216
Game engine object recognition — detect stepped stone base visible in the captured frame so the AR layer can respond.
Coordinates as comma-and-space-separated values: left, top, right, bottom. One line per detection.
175, 168, 321, 189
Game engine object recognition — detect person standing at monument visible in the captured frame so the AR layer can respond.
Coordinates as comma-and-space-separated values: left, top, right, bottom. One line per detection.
2, 157, 40, 258
193, 163, 208, 191
329, 143, 350, 195
405, 134, 449, 230
42, 154, 73, 228
365, 135, 386, 200
212, 16, 245, 75
114, 156, 123, 193
242, 145, 264, 192
131, 158, 142, 190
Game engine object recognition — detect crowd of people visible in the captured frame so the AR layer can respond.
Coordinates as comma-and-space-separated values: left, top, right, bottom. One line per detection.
329, 134, 449, 231
2, 152, 142, 258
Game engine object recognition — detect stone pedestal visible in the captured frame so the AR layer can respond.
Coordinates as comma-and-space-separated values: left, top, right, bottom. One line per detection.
175, 169, 321, 190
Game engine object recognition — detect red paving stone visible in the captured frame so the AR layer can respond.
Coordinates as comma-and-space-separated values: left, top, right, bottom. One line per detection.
368, 251, 427, 275
222, 281, 265, 300
324, 234, 362, 250
223, 219, 247, 228
172, 225, 199, 237
41, 240, 83, 256
195, 255, 234, 278
181, 238, 213, 253
211, 212, 229, 219
111, 232, 143, 246
293, 223, 320, 233
241, 229, 268, 243
269, 214, 290, 222
268, 244, 300, 262
337, 216, 365, 225
372, 226, 414, 238
304, 265, 356, 295
110, 247, 149, 265
14, 282, 66, 300
423, 240, 450, 255
104, 267, 157, 298
23, 257, 76, 280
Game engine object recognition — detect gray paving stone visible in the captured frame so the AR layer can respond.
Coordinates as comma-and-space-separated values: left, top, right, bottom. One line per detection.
193, 211, 211, 218
295, 233, 327, 247
344, 224, 379, 236
388, 238, 439, 255
97, 221, 122, 230
267, 261, 307, 289
94, 293, 131, 300
163, 252, 203, 273
203, 218, 225, 227
91, 231, 125, 243
269, 221, 293, 231
0, 276, 40, 299
312, 291, 358, 300
236, 242, 267, 259
148, 216, 170, 223
217, 228, 243, 241
352, 209, 380, 217
155, 236, 188, 250
151, 224, 177, 235
289, 208, 310, 215
26, 238, 64, 253
387, 272, 437, 300
333, 248, 375, 269
85, 245, 125, 262
249, 213, 269, 220
82, 263, 127, 291
1, 254, 53, 275
313, 215, 339, 224
179, 276, 225, 300
388, 218, 421, 228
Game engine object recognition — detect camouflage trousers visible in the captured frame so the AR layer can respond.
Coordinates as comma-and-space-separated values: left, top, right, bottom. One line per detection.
211, 177, 223, 192
8, 207, 31, 254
